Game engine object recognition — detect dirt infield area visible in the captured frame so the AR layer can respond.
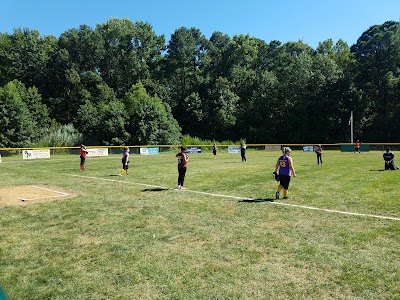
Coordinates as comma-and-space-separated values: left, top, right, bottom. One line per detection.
0, 185, 75, 207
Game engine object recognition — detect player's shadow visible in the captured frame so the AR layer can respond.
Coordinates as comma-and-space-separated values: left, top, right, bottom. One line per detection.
142, 188, 169, 192
369, 169, 385, 172
239, 198, 275, 203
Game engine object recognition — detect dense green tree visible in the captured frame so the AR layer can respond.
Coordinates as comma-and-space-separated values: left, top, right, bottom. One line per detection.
0, 80, 51, 147
124, 82, 181, 145
164, 27, 208, 108
96, 18, 165, 98
351, 21, 400, 141
1, 18, 399, 146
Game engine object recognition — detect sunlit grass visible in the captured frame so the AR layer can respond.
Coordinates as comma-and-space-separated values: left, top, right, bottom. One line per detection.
0, 150, 399, 299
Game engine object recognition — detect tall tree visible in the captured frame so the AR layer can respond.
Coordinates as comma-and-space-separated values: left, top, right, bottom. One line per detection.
124, 82, 181, 145
351, 21, 400, 141
0, 80, 51, 147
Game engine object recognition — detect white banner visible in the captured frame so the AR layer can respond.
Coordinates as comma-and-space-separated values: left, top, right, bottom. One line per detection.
23, 149, 51, 159
228, 146, 240, 153
86, 148, 108, 157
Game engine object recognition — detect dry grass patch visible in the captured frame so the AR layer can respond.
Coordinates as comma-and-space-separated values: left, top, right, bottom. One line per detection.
0, 185, 75, 207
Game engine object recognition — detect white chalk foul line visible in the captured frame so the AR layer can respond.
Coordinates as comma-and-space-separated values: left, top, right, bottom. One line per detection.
31, 185, 70, 196
70, 175, 400, 221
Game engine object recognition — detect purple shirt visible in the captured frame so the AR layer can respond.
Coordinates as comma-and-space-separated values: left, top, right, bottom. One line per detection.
278, 155, 291, 176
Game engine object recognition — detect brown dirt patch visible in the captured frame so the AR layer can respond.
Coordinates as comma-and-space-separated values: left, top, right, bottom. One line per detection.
0, 185, 75, 207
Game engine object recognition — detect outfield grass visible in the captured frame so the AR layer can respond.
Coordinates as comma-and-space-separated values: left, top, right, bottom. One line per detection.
0, 150, 399, 299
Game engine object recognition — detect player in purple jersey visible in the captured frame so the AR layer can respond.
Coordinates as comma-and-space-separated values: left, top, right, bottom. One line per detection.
274, 147, 296, 199
119, 147, 130, 176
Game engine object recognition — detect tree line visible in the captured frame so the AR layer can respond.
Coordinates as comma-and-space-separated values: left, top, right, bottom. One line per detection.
0, 18, 399, 147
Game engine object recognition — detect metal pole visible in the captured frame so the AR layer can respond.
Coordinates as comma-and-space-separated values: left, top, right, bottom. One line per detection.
350, 111, 353, 144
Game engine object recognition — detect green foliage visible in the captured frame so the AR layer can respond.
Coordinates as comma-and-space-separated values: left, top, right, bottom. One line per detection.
34, 123, 82, 147
0, 18, 399, 146
351, 21, 400, 141
124, 82, 181, 145
1, 151, 399, 299
0, 80, 52, 147
180, 134, 238, 145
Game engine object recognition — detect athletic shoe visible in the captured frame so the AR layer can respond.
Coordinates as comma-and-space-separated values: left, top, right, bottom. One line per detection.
180, 187, 186, 190
275, 192, 280, 200
118, 174, 122, 176
175, 185, 181, 190
283, 196, 289, 199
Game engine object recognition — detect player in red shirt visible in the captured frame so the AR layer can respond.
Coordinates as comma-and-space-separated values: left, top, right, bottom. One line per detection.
80, 144, 88, 170
354, 140, 361, 153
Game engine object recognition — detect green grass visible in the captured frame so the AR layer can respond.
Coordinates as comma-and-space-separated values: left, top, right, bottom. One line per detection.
1, 150, 399, 299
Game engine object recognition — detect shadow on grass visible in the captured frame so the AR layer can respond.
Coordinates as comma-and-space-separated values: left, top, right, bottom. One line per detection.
239, 198, 275, 203
142, 188, 170, 192
369, 169, 385, 172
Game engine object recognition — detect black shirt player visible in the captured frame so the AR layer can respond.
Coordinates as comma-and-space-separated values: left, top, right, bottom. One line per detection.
383, 148, 395, 170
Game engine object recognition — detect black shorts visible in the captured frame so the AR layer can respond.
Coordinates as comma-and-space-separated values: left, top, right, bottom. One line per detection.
213, 150, 217, 155
279, 175, 291, 189
122, 160, 129, 170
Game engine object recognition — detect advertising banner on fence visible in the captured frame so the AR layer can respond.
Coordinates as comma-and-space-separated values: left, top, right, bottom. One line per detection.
303, 146, 315, 152
228, 146, 240, 153
23, 149, 51, 159
186, 147, 202, 154
140, 147, 160, 155
86, 148, 109, 157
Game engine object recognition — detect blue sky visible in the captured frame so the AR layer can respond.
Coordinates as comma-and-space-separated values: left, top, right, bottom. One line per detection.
0, 0, 399, 48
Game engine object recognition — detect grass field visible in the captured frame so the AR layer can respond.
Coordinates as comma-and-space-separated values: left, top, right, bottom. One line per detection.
0, 149, 399, 299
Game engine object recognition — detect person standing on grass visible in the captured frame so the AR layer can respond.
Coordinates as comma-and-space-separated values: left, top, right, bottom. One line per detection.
240, 141, 247, 162
119, 147, 130, 176
274, 147, 296, 200
354, 140, 361, 153
176, 146, 189, 190
79, 144, 88, 170
212, 143, 217, 159
315, 144, 323, 165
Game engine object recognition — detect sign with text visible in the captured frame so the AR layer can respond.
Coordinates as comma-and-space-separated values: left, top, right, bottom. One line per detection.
228, 146, 240, 153
140, 147, 160, 155
186, 147, 202, 154
303, 146, 315, 152
23, 149, 51, 159
86, 148, 109, 157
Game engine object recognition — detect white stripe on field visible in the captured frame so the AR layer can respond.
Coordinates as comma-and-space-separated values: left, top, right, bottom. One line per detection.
70, 175, 400, 221
31, 185, 70, 196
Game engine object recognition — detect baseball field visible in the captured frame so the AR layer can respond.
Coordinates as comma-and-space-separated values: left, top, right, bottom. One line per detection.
0, 149, 399, 299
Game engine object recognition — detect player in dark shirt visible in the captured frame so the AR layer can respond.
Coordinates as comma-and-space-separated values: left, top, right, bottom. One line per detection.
176, 146, 189, 190
383, 148, 398, 170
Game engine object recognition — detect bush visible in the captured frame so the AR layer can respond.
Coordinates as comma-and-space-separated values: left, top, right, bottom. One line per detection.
33, 124, 82, 147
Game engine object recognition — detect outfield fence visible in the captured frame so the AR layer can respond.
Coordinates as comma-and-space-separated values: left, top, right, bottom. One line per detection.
0, 143, 399, 163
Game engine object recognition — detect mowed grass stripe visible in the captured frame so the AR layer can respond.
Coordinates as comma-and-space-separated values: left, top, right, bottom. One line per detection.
1, 150, 399, 299
70, 174, 400, 221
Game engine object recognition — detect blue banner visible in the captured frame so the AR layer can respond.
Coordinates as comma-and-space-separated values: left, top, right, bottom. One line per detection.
186, 147, 202, 154
140, 147, 160, 155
